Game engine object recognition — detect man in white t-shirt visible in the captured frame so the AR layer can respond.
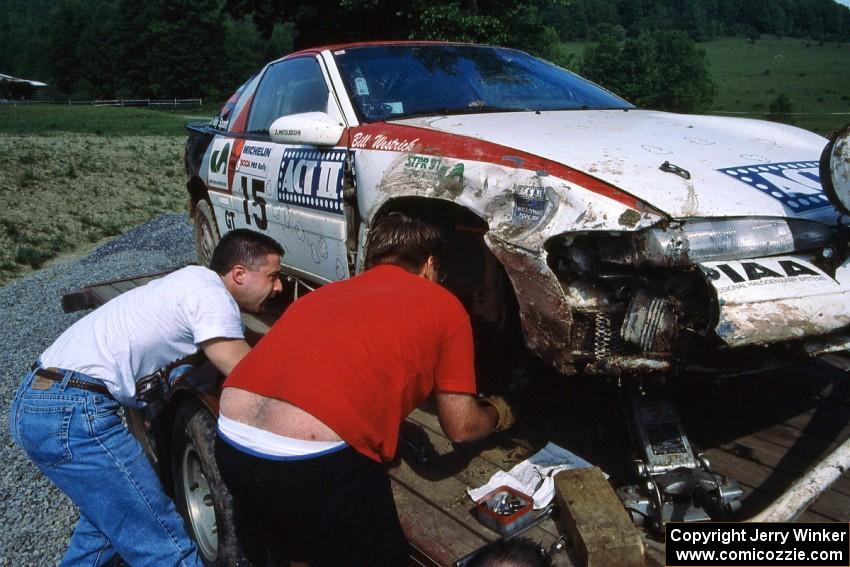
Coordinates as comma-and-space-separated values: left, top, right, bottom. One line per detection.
8, 228, 283, 567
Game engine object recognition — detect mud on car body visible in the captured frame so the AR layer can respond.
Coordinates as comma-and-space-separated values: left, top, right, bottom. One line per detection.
184, 41, 850, 381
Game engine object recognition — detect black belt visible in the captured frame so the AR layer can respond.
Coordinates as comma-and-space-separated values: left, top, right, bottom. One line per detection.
30, 364, 112, 397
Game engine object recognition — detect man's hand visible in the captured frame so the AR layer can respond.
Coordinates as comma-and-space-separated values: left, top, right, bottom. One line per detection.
200, 338, 251, 375
435, 391, 516, 442
479, 395, 516, 432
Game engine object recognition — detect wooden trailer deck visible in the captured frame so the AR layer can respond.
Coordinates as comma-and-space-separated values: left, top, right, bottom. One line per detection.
65, 272, 850, 566
389, 355, 850, 566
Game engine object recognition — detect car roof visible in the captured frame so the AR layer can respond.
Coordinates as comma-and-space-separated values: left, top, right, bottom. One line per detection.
283, 40, 498, 60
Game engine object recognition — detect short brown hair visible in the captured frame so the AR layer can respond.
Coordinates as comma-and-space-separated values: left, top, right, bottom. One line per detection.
209, 229, 284, 275
364, 213, 443, 273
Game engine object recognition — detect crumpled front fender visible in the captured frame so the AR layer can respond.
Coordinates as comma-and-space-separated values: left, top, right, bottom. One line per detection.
485, 234, 576, 375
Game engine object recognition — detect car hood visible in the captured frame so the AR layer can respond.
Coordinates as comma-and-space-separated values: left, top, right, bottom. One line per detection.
398, 110, 836, 222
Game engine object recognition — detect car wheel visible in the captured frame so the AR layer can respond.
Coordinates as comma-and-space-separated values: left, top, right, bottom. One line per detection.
194, 199, 220, 267
172, 400, 243, 566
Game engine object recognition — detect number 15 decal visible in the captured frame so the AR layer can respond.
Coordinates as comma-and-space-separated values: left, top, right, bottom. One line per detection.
239, 175, 268, 230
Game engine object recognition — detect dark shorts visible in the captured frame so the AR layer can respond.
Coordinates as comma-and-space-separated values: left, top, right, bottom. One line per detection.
215, 435, 409, 567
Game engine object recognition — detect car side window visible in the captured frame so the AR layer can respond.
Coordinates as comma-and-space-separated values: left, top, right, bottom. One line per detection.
226, 72, 263, 134
246, 57, 329, 136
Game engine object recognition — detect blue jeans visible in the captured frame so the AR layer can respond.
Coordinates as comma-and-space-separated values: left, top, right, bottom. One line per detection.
9, 366, 202, 567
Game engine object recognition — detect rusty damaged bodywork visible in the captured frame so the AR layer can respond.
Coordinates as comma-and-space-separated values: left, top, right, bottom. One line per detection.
184, 42, 850, 382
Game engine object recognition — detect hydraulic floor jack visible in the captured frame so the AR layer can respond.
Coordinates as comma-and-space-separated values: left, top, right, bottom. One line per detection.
617, 378, 744, 532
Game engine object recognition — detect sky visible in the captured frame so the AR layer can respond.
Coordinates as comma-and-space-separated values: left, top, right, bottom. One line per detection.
838, 0, 850, 7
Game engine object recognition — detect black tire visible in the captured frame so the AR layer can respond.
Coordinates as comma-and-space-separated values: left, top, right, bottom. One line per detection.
172, 400, 244, 566
194, 199, 220, 267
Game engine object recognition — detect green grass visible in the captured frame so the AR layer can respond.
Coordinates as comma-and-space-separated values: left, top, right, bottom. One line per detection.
0, 132, 188, 285
703, 37, 850, 135
0, 105, 222, 286
0, 104, 214, 137
555, 37, 850, 135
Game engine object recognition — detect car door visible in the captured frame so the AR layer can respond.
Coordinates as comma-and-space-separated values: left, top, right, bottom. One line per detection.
214, 55, 351, 284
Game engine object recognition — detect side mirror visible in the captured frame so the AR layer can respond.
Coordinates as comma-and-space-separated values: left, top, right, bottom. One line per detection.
269, 112, 345, 147
820, 124, 850, 215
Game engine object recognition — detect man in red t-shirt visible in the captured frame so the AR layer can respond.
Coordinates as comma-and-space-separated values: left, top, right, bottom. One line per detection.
215, 213, 515, 566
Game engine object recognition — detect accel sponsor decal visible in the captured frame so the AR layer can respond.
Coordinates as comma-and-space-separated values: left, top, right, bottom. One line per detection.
701, 258, 827, 292
208, 139, 232, 189
351, 132, 419, 152
277, 149, 345, 214
718, 161, 828, 213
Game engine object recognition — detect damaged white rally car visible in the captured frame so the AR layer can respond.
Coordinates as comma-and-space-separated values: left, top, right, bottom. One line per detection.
184, 41, 850, 526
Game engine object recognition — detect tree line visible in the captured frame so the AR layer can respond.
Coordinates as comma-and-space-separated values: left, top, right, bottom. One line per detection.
540, 0, 850, 43
1, 0, 848, 110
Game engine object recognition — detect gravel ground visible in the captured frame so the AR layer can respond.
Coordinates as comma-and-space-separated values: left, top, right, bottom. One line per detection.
0, 213, 194, 565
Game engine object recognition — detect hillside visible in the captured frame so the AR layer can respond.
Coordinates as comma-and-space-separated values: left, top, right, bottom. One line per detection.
557, 37, 849, 135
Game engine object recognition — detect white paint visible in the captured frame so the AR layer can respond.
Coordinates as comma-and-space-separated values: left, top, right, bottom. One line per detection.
269, 112, 344, 146
703, 255, 850, 347
397, 111, 830, 220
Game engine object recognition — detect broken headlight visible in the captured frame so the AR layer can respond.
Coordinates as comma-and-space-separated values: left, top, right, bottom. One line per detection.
603, 218, 836, 267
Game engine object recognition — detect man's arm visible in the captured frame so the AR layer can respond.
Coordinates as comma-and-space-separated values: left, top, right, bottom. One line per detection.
435, 392, 500, 443
200, 338, 251, 375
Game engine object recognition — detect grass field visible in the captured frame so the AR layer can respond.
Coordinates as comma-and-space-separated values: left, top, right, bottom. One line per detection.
704, 38, 850, 135
556, 37, 850, 135
0, 106, 199, 286
0, 104, 215, 136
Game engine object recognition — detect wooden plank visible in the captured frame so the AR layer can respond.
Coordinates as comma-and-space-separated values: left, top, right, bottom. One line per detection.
61, 289, 95, 312
704, 448, 850, 521
60, 268, 180, 312
390, 426, 563, 540
812, 487, 850, 521
702, 430, 850, 497
680, 383, 850, 443
698, 450, 847, 522
679, 365, 850, 510
680, 382, 850, 450
401, 363, 850, 561
821, 353, 850, 372
405, 410, 540, 499
554, 467, 644, 567
751, 421, 844, 455
90, 284, 125, 305
396, 412, 579, 565
408, 408, 666, 566
133, 275, 162, 287
392, 480, 488, 566
398, 371, 850, 563
799, 509, 838, 522
110, 279, 142, 293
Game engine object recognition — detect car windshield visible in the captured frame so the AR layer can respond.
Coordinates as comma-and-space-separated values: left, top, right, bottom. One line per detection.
332, 44, 632, 122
